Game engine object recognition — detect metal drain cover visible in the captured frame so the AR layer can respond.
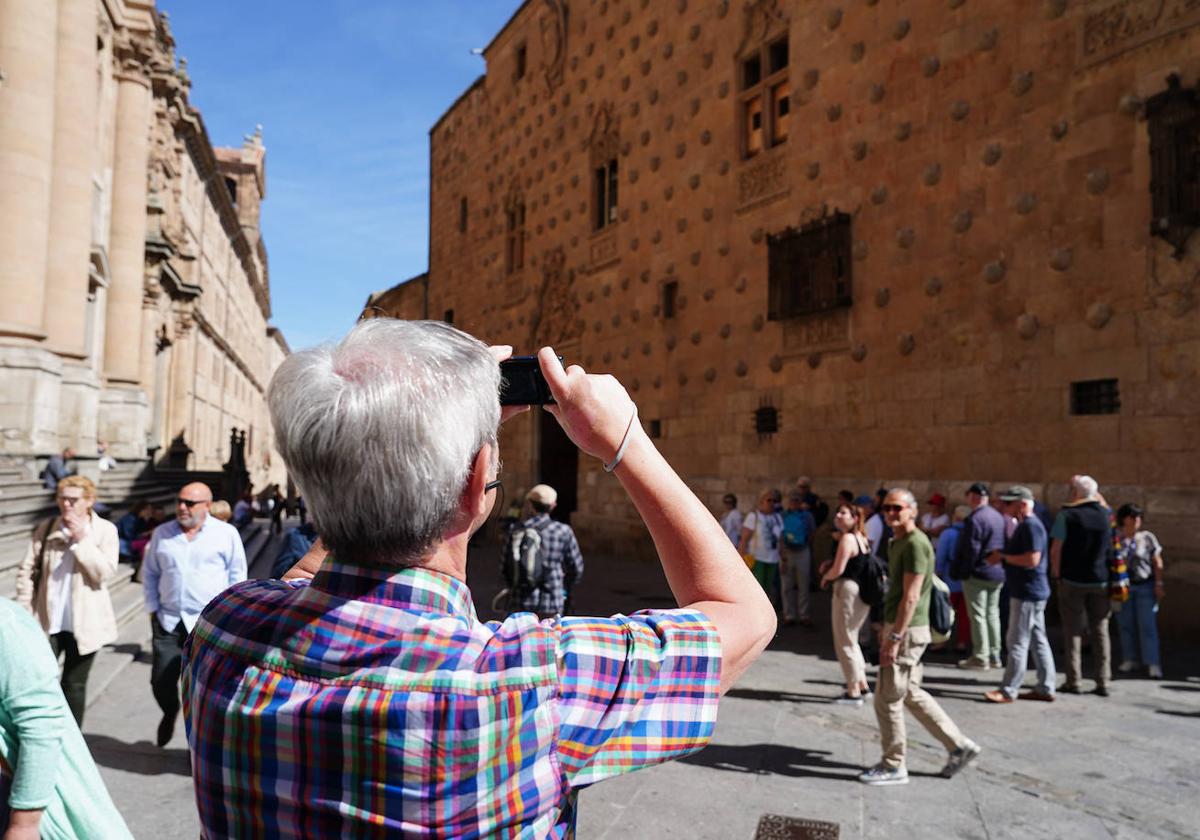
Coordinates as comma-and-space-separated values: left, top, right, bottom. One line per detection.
754, 814, 840, 840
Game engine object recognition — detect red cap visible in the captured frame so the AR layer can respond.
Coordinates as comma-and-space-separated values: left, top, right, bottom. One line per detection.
927, 493, 947, 506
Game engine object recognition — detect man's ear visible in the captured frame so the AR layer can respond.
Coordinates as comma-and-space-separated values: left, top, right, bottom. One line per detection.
462, 445, 492, 520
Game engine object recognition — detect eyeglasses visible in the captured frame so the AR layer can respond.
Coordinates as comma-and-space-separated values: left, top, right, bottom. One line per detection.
484, 480, 502, 493
880, 504, 906, 513
177, 498, 209, 508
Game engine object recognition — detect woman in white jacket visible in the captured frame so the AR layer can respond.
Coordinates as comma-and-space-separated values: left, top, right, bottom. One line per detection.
15, 475, 119, 726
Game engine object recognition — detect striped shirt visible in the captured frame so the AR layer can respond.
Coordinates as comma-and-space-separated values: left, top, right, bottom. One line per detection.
182, 560, 721, 838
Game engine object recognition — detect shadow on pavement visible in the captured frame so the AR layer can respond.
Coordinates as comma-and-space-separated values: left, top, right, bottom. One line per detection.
681, 742, 863, 780
725, 687, 844, 705
1156, 709, 1200, 719
84, 733, 192, 777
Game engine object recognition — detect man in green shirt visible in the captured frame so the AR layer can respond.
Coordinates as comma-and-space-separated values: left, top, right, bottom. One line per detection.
0, 597, 132, 839
859, 489, 982, 786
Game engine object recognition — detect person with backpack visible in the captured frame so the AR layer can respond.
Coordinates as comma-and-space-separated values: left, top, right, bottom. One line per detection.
983, 487, 1056, 704
780, 489, 816, 626
501, 484, 583, 619
819, 502, 877, 705
859, 489, 981, 786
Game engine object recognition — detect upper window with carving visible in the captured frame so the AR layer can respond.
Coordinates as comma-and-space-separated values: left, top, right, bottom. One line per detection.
767, 212, 852, 320
740, 35, 789, 158
505, 199, 525, 274
1147, 74, 1200, 256
515, 43, 527, 82
594, 158, 618, 230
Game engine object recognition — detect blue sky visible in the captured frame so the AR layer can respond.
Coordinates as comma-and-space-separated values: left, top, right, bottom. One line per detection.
165, 2, 522, 351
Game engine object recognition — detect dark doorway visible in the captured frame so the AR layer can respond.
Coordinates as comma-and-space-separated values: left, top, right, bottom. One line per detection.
538, 410, 578, 523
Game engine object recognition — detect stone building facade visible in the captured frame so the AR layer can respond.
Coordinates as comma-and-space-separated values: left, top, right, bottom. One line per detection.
376, 0, 1200, 633
0, 0, 288, 492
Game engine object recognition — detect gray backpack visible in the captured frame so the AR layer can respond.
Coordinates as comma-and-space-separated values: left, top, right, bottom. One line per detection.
504, 521, 549, 593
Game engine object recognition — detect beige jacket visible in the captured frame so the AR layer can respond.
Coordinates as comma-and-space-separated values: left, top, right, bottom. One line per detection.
15, 512, 120, 656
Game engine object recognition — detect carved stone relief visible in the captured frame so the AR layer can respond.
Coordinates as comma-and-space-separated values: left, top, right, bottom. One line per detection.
737, 153, 788, 207
540, 0, 568, 94
1081, 0, 1200, 67
530, 247, 582, 347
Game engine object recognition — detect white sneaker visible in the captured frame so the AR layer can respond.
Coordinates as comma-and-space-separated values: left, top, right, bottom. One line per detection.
1117, 660, 1138, 674
1148, 664, 1163, 679
942, 740, 982, 778
859, 763, 909, 785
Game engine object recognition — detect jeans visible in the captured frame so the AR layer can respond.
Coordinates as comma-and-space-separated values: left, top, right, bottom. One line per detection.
1117, 581, 1160, 667
780, 545, 811, 621
150, 615, 190, 721
1057, 581, 1113, 689
874, 624, 966, 769
49, 631, 95, 726
998, 599, 1055, 699
963, 577, 1003, 661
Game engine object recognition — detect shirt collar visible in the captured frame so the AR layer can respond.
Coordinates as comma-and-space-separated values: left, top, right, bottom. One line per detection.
523, 512, 552, 527
310, 558, 477, 621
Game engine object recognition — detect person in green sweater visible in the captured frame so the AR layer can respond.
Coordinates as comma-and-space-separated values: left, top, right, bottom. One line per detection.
858, 488, 982, 786
0, 597, 131, 839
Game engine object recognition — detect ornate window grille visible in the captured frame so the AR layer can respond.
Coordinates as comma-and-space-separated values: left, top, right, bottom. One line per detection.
1146, 74, 1200, 256
767, 212, 852, 320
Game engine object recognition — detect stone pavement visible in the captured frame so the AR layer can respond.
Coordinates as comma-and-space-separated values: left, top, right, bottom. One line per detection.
84, 546, 1200, 839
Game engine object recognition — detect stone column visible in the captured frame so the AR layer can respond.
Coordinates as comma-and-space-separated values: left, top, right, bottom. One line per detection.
0, 0, 58, 341
43, 0, 99, 358
103, 38, 152, 386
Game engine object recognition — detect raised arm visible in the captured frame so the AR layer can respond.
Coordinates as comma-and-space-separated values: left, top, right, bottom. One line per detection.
539, 348, 776, 693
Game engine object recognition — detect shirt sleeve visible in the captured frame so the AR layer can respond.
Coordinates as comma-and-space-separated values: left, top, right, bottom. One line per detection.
554, 610, 721, 788
0, 612, 67, 810
563, 530, 583, 587
142, 529, 163, 615
1050, 511, 1068, 542
227, 529, 248, 586
906, 539, 935, 577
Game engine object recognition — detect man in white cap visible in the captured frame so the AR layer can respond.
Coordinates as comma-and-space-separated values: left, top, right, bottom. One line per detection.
502, 483, 584, 619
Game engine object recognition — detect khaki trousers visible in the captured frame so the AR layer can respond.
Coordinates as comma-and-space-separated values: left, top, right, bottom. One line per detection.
875, 624, 965, 769
1057, 581, 1112, 690
831, 578, 870, 689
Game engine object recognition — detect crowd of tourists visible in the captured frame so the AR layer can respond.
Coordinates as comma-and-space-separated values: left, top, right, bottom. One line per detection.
0, 318, 1172, 834
719, 472, 1168, 784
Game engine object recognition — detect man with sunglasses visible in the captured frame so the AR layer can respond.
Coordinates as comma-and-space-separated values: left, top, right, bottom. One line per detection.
142, 482, 246, 747
859, 489, 981, 786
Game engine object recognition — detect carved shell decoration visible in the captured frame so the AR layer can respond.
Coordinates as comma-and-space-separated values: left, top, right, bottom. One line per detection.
983, 259, 1007, 284
851, 343, 868, 362
769, 355, 783, 373
1086, 169, 1111, 195
1017, 313, 1039, 339
807, 352, 823, 369
875, 287, 891, 307
1049, 248, 1073, 272
898, 334, 916, 355
1086, 303, 1113, 329
925, 276, 943, 297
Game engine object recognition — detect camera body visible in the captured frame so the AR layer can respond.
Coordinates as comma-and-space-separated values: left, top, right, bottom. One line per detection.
499, 356, 557, 405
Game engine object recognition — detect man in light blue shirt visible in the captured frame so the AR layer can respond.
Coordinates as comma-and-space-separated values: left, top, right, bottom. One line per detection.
142, 482, 246, 746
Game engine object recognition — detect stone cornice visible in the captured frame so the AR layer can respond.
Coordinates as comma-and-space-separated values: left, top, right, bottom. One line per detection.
170, 101, 272, 323
193, 308, 265, 396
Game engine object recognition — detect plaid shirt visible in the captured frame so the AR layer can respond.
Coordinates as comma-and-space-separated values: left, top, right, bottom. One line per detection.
505, 514, 583, 616
182, 560, 720, 838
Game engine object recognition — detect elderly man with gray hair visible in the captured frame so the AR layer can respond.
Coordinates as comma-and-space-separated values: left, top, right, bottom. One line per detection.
181, 320, 776, 838
1049, 474, 1114, 696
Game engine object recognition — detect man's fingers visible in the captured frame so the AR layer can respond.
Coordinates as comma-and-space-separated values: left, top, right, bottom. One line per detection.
488, 344, 515, 363
538, 347, 569, 400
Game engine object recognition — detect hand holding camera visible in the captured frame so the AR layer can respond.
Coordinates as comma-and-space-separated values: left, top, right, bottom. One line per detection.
536, 347, 638, 466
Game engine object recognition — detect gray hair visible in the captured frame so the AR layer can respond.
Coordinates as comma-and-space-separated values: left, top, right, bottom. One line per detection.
888, 487, 918, 509
1071, 474, 1098, 500
268, 319, 500, 567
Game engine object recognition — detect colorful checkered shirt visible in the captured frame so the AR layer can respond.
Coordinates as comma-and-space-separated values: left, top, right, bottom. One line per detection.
182, 560, 721, 838
504, 513, 583, 616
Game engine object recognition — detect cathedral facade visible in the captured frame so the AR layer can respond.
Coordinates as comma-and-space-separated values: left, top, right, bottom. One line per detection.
0, 0, 288, 491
